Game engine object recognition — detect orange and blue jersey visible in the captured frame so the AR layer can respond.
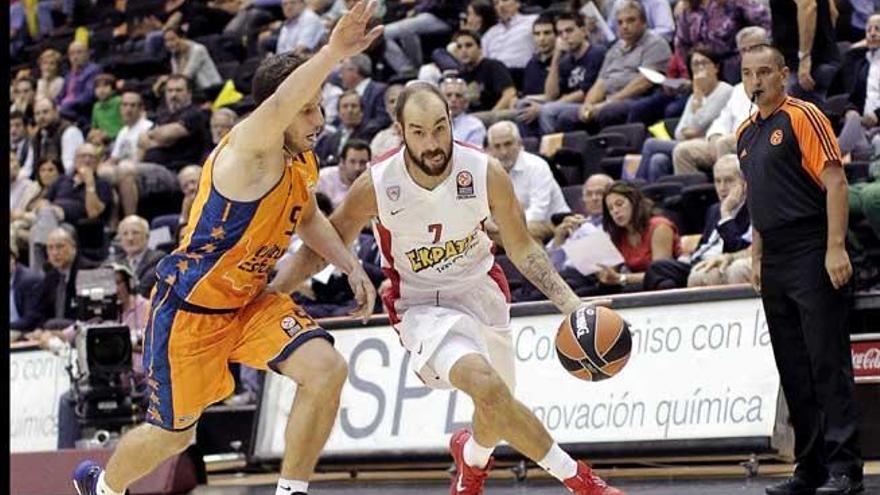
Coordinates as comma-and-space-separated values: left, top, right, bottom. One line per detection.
143, 137, 330, 431
155, 136, 319, 310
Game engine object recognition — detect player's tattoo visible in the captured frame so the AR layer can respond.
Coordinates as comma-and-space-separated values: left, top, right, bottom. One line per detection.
517, 248, 579, 313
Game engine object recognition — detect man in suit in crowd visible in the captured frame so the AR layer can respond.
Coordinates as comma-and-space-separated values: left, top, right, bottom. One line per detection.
315, 91, 383, 165
113, 215, 165, 297
339, 54, 391, 133
37, 226, 100, 329
644, 154, 753, 290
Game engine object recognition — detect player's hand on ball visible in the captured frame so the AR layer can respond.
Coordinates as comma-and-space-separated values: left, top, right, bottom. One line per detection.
346, 264, 377, 323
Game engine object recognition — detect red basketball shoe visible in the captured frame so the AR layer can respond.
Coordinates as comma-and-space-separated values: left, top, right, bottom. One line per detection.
449, 429, 493, 495
563, 461, 625, 495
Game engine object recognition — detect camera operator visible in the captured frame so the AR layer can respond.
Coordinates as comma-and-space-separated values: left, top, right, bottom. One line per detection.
30, 263, 149, 449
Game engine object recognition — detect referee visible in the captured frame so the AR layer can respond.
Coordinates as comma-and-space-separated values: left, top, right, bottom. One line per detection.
737, 44, 863, 495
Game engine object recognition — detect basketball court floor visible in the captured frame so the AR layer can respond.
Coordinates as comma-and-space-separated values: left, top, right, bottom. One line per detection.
199, 466, 880, 495
197, 476, 880, 495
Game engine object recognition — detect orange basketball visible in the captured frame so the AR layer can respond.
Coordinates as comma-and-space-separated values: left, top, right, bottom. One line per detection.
556, 304, 632, 381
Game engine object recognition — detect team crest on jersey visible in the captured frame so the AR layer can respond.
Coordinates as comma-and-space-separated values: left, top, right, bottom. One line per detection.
769, 129, 783, 146
386, 185, 401, 201
456, 171, 475, 199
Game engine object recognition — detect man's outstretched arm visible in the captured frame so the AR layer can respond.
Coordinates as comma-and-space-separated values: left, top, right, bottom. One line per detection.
229, 1, 383, 156
271, 171, 379, 294
487, 157, 583, 315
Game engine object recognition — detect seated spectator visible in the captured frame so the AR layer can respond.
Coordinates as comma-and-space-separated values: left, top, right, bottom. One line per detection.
339, 54, 391, 134
635, 49, 733, 182
211, 107, 239, 146
481, 0, 538, 70
163, 27, 223, 92
440, 76, 487, 147
673, 26, 769, 175
596, 181, 680, 290
487, 121, 570, 240
36, 227, 101, 329
370, 84, 404, 157
533, 12, 606, 136
32, 96, 85, 174
454, 30, 517, 116
89, 74, 124, 143
607, 0, 675, 43
317, 139, 371, 207
36, 48, 65, 102
11, 76, 36, 126
519, 14, 556, 98
838, 13, 880, 159
104, 92, 155, 169
462, 0, 497, 35
557, 1, 672, 133
644, 155, 752, 290
314, 91, 381, 165
382, 0, 462, 74
37, 143, 114, 231
11, 110, 34, 178
10, 243, 44, 333
421, 0, 498, 77
547, 173, 615, 270
264, 0, 326, 55
113, 215, 166, 297
10, 152, 40, 224
674, 0, 770, 82
11, 158, 66, 262
118, 75, 210, 216
57, 41, 101, 124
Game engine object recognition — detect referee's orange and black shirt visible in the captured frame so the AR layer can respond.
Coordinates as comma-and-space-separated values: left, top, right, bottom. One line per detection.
735, 96, 842, 233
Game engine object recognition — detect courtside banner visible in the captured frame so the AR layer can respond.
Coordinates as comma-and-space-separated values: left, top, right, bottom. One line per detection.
253, 297, 781, 459
10, 349, 71, 453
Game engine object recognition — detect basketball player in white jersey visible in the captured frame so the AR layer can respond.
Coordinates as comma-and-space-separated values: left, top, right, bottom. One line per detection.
273, 82, 623, 495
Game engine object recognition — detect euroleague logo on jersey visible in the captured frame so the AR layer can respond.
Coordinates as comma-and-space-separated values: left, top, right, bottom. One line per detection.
456, 171, 475, 199
769, 129, 784, 146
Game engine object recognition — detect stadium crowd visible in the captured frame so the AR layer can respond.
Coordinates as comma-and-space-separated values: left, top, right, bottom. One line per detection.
8, 0, 880, 411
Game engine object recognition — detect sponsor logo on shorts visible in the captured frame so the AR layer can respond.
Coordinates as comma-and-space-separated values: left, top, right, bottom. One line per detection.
456, 171, 475, 199
281, 316, 303, 336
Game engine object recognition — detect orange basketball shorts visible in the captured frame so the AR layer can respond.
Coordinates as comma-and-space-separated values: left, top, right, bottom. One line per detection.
142, 280, 333, 431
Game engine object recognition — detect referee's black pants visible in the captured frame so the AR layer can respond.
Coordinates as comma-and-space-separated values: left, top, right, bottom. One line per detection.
761, 230, 863, 482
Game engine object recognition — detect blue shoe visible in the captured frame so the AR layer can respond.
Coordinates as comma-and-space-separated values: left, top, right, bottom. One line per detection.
72, 460, 103, 495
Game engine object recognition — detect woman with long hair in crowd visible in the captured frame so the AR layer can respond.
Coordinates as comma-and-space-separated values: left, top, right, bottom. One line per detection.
598, 181, 681, 290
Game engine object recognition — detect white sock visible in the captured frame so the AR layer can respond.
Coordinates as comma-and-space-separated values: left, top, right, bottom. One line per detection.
537, 443, 578, 481
276, 478, 308, 495
463, 436, 494, 469
96, 472, 124, 495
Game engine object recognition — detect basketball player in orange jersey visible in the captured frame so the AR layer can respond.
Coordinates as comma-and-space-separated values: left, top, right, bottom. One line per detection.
72, 4, 382, 495
275, 82, 624, 495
